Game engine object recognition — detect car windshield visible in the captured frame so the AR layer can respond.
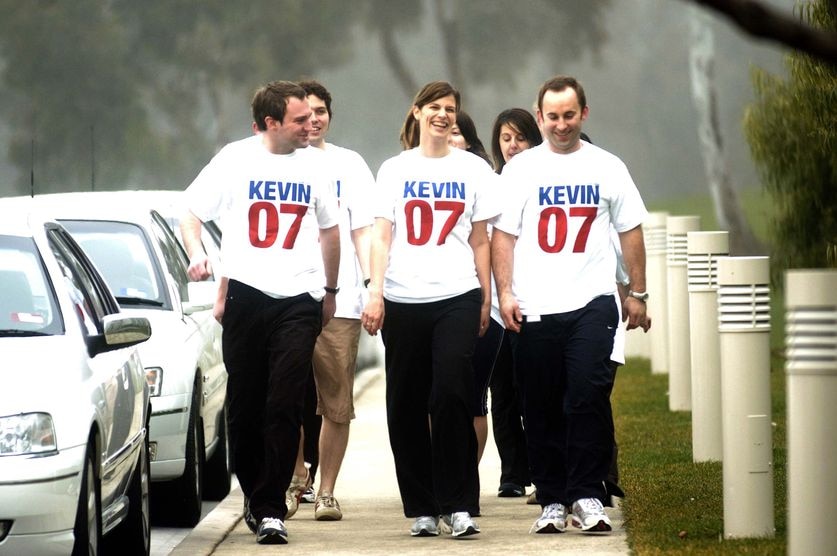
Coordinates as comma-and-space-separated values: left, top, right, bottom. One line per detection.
60, 220, 166, 309
0, 235, 62, 336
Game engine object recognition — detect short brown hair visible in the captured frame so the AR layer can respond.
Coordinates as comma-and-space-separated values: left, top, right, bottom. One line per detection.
537, 76, 587, 113
252, 81, 307, 132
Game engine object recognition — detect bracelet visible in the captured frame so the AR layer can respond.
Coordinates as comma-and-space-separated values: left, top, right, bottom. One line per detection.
324, 286, 340, 294
363, 278, 371, 288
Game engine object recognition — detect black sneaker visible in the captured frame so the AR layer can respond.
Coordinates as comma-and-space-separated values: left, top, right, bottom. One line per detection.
256, 517, 288, 544
498, 482, 525, 497
243, 497, 258, 533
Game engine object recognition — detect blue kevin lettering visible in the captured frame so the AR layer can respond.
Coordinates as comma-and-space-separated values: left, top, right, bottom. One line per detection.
404, 181, 417, 197
249, 180, 264, 200
263, 181, 276, 200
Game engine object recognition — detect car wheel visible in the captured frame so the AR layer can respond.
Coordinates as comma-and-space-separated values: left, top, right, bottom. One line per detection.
154, 381, 204, 527
105, 429, 150, 555
203, 404, 231, 500
72, 443, 101, 556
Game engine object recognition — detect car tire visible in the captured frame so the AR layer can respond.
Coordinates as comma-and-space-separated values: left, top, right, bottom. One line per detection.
72, 442, 101, 556
153, 382, 204, 527
106, 428, 150, 555
203, 405, 231, 501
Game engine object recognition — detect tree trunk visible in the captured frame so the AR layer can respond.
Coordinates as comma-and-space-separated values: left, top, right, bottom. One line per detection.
688, 7, 764, 255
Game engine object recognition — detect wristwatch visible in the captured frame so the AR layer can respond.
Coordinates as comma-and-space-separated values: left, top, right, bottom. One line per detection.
628, 290, 649, 302
324, 286, 340, 294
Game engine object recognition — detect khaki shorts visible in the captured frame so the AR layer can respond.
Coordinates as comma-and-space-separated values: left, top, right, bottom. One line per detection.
312, 317, 361, 424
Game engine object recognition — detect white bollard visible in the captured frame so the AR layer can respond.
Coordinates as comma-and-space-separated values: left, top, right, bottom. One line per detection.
785, 269, 837, 556
717, 256, 774, 539
687, 231, 728, 462
645, 212, 669, 374
667, 215, 700, 411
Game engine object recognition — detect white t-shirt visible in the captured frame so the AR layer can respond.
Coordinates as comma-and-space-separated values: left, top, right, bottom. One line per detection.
315, 143, 375, 319
493, 141, 647, 315
611, 228, 630, 365
185, 135, 339, 299
374, 147, 499, 303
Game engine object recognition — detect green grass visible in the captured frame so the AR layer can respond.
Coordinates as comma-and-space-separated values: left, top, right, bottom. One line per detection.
614, 291, 788, 554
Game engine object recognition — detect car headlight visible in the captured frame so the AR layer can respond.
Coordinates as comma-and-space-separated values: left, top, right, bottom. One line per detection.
145, 367, 163, 397
0, 413, 57, 456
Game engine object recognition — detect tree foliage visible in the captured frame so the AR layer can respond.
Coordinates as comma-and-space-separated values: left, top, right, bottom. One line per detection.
744, 0, 837, 275
359, 0, 611, 99
0, 0, 360, 194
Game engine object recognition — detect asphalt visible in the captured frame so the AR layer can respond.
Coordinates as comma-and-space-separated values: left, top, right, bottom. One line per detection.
171, 367, 630, 555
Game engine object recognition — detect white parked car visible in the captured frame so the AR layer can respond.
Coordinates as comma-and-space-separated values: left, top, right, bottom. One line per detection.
0, 205, 152, 555
25, 192, 230, 527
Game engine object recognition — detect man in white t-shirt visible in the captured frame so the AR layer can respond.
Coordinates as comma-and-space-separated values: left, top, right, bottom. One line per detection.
492, 75, 649, 535
281, 80, 374, 522
180, 81, 340, 545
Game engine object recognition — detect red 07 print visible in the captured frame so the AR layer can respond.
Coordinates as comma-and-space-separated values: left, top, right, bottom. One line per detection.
537, 206, 597, 253
404, 200, 465, 246
248, 201, 308, 249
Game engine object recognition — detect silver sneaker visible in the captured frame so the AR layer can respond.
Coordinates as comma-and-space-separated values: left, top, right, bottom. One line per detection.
256, 517, 288, 544
410, 515, 440, 537
445, 511, 480, 538
529, 502, 567, 534
571, 497, 612, 532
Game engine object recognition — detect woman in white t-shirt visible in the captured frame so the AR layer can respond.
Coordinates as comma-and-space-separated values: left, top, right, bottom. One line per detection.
362, 81, 497, 539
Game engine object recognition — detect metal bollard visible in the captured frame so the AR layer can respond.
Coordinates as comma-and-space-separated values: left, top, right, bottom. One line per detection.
785, 269, 837, 556
645, 211, 669, 374
717, 256, 774, 539
687, 231, 728, 462
667, 215, 700, 411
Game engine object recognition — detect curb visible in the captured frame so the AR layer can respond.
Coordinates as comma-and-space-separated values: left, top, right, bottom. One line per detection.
169, 367, 384, 554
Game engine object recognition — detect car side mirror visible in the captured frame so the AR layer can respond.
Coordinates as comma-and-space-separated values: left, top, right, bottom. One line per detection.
87, 314, 152, 356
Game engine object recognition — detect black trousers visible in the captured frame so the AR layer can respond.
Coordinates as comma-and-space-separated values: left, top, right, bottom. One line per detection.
382, 289, 481, 517
511, 295, 618, 506
222, 279, 322, 521
489, 332, 531, 488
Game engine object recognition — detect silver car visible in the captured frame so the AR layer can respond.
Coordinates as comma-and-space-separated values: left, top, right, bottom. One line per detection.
26, 192, 230, 528
0, 206, 152, 555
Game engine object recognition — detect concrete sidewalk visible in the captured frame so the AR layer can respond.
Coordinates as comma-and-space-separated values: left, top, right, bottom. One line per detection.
172, 367, 630, 555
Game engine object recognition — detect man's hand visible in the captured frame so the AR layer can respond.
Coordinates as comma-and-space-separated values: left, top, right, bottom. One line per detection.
622, 296, 649, 331
499, 291, 523, 333
322, 292, 336, 328
361, 287, 385, 336
187, 251, 212, 282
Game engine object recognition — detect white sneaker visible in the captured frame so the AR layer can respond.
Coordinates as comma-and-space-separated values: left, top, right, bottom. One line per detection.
571, 497, 612, 532
410, 515, 440, 537
529, 502, 567, 534
444, 511, 480, 538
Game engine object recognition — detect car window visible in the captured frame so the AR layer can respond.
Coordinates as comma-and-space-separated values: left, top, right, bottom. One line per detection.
150, 211, 191, 300
0, 234, 62, 335
60, 219, 168, 310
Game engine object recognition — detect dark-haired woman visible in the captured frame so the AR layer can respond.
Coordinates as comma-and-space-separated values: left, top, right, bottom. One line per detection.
486, 108, 544, 501
363, 81, 498, 539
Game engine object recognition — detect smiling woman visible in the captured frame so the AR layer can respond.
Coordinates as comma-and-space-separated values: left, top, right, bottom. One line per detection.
361, 81, 500, 539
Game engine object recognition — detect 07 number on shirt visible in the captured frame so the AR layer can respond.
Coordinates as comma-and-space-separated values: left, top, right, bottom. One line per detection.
537, 206, 597, 253
405, 200, 465, 246
248, 201, 307, 249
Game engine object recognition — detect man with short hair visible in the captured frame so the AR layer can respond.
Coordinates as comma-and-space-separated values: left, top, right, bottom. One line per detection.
491, 75, 649, 535
181, 80, 340, 545
283, 79, 374, 522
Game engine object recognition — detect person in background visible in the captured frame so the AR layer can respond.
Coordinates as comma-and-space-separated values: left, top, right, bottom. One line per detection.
363, 81, 498, 539
180, 81, 340, 545
486, 108, 543, 500
492, 75, 649, 535
282, 79, 375, 522
450, 110, 493, 166
447, 108, 502, 469
490, 107, 543, 174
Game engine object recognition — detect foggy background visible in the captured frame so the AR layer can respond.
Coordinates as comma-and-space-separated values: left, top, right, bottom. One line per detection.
0, 0, 791, 205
